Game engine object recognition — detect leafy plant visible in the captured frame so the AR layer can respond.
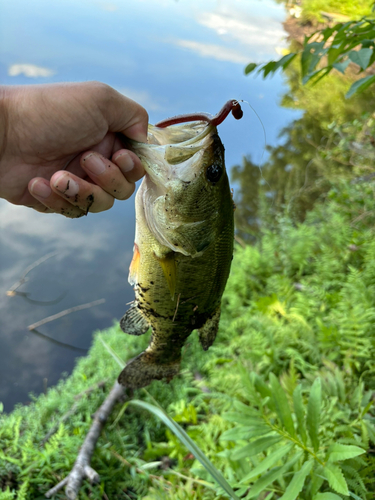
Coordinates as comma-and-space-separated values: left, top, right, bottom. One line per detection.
2, 179, 375, 498
219, 371, 371, 499
245, 15, 375, 97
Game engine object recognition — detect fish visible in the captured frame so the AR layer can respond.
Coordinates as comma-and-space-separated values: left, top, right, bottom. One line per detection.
118, 100, 243, 389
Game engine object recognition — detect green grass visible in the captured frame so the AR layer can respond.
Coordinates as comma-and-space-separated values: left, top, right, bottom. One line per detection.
1, 178, 375, 498
296, 0, 373, 23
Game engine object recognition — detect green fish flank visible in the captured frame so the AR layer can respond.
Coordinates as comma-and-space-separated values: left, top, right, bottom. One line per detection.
118, 114, 236, 389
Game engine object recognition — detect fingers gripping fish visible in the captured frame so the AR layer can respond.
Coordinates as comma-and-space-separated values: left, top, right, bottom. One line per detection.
118, 100, 243, 389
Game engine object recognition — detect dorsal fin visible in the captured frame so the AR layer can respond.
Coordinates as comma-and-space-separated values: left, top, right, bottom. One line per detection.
120, 305, 150, 336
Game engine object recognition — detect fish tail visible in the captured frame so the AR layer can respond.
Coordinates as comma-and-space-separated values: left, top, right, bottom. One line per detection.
118, 351, 180, 389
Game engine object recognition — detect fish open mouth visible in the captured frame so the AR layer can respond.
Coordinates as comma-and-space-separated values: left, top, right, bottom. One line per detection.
131, 121, 216, 186
124, 100, 243, 186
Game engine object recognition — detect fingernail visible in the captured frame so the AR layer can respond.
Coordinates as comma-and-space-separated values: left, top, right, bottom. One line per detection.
82, 153, 106, 175
30, 180, 51, 199
53, 173, 79, 197
115, 152, 135, 172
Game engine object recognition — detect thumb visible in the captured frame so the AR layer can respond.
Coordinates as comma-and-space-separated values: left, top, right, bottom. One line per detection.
98, 85, 149, 142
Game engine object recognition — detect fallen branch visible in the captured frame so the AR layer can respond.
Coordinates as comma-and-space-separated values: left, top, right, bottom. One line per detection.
40, 380, 107, 446
28, 298, 105, 331
45, 381, 125, 499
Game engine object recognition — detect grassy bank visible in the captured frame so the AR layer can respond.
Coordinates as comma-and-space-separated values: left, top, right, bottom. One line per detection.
283, 0, 373, 24
1, 178, 375, 499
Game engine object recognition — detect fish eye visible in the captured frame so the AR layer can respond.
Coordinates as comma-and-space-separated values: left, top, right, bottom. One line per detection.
206, 163, 223, 183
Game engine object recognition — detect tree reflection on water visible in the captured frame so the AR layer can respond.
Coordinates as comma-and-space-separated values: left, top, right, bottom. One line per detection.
232, 59, 375, 239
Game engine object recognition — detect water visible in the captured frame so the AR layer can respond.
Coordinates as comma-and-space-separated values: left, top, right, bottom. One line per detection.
0, 0, 301, 411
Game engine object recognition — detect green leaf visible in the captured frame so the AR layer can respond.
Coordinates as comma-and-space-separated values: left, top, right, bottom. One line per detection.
278, 459, 314, 500
327, 46, 344, 66
293, 385, 307, 444
244, 63, 257, 75
240, 443, 293, 483
301, 45, 323, 78
221, 424, 270, 441
247, 452, 303, 499
223, 412, 263, 426
313, 493, 343, 500
129, 400, 240, 500
349, 492, 364, 500
273, 53, 297, 71
346, 74, 375, 98
324, 463, 349, 496
254, 374, 276, 411
231, 435, 282, 460
262, 61, 277, 78
98, 335, 125, 368
360, 399, 373, 418
233, 399, 259, 416
333, 58, 351, 74
270, 373, 296, 437
306, 378, 321, 452
327, 443, 365, 462
348, 48, 373, 70
280, 53, 297, 69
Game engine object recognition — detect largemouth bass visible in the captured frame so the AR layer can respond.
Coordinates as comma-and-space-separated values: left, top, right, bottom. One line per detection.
118, 100, 243, 388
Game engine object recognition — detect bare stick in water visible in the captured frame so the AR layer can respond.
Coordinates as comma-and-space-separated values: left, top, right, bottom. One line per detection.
27, 298, 105, 331
6, 251, 59, 296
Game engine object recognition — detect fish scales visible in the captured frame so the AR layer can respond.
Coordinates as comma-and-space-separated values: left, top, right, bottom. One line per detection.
118, 102, 241, 389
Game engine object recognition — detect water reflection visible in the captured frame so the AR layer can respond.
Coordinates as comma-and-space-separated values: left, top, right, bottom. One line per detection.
0, 0, 298, 411
232, 54, 375, 240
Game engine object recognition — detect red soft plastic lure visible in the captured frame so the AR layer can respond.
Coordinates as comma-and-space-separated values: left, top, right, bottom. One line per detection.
155, 99, 243, 128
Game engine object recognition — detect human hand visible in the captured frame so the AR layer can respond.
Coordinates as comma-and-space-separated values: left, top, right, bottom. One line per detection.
0, 82, 148, 217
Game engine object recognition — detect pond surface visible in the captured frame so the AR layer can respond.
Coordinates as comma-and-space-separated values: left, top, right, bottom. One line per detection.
0, 0, 301, 411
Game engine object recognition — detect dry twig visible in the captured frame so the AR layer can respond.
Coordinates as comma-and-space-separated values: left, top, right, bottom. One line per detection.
45, 381, 125, 499
28, 298, 105, 331
6, 251, 58, 295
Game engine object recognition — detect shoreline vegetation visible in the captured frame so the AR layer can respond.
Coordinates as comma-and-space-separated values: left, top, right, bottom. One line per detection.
2, 2, 375, 499
2, 178, 375, 499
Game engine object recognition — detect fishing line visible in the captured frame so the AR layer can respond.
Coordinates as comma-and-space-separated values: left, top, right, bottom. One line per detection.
237, 99, 274, 207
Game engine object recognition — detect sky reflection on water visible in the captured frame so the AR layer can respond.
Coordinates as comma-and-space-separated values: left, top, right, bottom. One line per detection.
0, 0, 301, 411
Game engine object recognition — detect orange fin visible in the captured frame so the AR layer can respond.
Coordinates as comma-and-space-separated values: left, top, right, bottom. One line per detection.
157, 253, 177, 300
198, 307, 221, 351
118, 351, 180, 388
120, 305, 150, 336
128, 243, 140, 286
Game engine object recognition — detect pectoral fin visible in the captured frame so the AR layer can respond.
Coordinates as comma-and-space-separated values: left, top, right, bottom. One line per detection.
120, 305, 150, 336
198, 307, 221, 350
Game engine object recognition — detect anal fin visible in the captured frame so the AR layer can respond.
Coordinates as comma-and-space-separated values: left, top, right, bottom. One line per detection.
198, 307, 221, 351
118, 351, 180, 388
120, 305, 150, 336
